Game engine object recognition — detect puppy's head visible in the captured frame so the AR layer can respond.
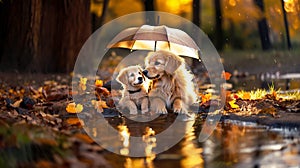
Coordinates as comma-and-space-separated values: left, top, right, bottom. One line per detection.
116, 65, 145, 88
143, 50, 183, 79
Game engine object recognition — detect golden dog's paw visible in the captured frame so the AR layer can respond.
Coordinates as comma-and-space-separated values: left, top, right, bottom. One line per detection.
174, 107, 188, 114
129, 109, 138, 115
156, 106, 168, 114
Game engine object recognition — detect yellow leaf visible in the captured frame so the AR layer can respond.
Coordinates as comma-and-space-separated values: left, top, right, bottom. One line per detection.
75, 104, 83, 113
79, 77, 87, 91
100, 101, 108, 108
80, 77, 87, 85
95, 79, 103, 87
229, 100, 239, 109
66, 103, 83, 113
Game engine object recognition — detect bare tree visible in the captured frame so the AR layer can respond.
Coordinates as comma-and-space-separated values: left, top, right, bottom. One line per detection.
254, 0, 271, 50
214, 0, 224, 50
92, 0, 109, 32
280, 0, 292, 50
193, 0, 201, 27
143, 0, 156, 25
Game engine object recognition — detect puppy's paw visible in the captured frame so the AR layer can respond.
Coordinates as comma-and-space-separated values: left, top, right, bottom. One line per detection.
156, 106, 168, 114
141, 109, 149, 114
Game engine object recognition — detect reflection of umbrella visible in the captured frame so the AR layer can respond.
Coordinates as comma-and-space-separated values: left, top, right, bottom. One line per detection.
107, 25, 200, 60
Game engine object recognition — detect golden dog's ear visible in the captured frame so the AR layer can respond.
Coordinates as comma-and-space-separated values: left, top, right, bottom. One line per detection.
116, 69, 128, 85
165, 54, 182, 74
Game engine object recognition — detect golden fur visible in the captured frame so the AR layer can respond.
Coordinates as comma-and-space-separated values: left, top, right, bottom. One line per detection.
116, 65, 149, 114
143, 50, 197, 114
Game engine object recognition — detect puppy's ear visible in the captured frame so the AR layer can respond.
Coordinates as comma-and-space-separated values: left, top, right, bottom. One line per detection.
165, 54, 182, 74
138, 66, 146, 80
116, 69, 128, 85
144, 52, 154, 66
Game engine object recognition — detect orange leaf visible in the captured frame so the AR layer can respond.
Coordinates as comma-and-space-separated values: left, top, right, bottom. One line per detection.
74, 133, 94, 144
201, 93, 211, 104
222, 71, 232, 80
242, 92, 251, 100
95, 79, 103, 87
66, 103, 83, 113
65, 118, 84, 126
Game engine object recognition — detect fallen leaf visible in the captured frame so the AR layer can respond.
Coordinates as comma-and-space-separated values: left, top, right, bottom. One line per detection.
35, 138, 58, 146
66, 103, 83, 113
95, 87, 110, 97
229, 99, 239, 109
242, 92, 251, 100
222, 71, 232, 80
65, 118, 85, 126
95, 79, 103, 87
79, 77, 87, 91
200, 93, 211, 104
74, 133, 94, 144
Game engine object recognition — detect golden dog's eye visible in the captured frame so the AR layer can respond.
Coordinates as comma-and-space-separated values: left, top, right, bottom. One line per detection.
130, 73, 134, 77
154, 61, 160, 65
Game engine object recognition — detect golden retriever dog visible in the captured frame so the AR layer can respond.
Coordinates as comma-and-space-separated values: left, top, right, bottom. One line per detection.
143, 50, 197, 114
116, 65, 149, 115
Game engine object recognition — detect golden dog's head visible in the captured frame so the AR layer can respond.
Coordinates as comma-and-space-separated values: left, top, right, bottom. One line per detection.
116, 65, 145, 88
143, 50, 183, 79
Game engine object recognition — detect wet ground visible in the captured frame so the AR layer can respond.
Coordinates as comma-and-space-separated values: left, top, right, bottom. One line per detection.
96, 115, 300, 168
1, 71, 300, 167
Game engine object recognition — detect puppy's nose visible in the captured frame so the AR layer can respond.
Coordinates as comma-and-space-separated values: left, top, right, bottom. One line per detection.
138, 77, 143, 81
142, 70, 148, 75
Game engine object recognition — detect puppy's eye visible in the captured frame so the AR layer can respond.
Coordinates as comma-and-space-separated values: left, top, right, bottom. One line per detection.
138, 72, 141, 75
129, 73, 134, 77
154, 61, 160, 65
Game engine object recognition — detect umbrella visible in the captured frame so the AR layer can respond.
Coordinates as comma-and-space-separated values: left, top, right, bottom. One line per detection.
107, 25, 200, 60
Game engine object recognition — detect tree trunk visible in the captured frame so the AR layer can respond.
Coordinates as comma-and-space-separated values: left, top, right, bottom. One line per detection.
0, 0, 91, 73
143, 0, 156, 25
193, 0, 201, 27
214, 0, 223, 50
280, 0, 292, 50
254, 0, 271, 50
192, 0, 201, 68
92, 0, 109, 32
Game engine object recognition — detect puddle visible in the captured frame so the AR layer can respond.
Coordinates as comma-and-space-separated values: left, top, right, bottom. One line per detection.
83, 115, 300, 168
